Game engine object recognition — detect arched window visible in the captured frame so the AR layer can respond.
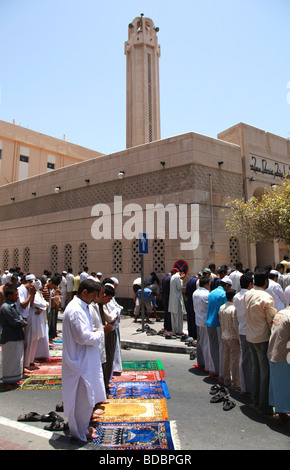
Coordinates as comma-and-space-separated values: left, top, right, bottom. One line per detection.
13, 248, 19, 268
153, 238, 165, 273
3, 249, 9, 271
112, 240, 122, 273
64, 244, 72, 271
79, 243, 87, 272
23, 247, 30, 273
229, 236, 240, 266
50, 245, 58, 274
131, 239, 141, 274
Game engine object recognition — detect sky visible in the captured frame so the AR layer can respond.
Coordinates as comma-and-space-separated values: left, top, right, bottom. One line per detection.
1, 0, 290, 155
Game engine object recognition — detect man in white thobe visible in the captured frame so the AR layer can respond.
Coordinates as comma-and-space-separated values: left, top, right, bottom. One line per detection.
168, 269, 186, 336
62, 279, 106, 442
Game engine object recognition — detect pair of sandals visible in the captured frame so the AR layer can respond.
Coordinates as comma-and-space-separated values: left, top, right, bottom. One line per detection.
17, 411, 68, 431
209, 385, 236, 411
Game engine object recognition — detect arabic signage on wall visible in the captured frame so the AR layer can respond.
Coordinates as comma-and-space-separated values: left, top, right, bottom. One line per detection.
250, 155, 290, 180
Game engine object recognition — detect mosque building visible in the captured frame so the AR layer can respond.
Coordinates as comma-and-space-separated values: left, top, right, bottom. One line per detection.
0, 14, 289, 300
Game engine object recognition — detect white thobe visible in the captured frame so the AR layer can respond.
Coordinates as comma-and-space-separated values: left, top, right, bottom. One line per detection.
266, 279, 286, 312
62, 296, 106, 442
24, 292, 48, 367
168, 273, 185, 334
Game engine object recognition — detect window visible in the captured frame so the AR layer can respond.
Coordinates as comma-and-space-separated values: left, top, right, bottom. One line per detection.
229, 237, 240, 266
152, 238, 165, 272
64, 244, 72, 271
79, 243, 87, 272
112, 240, 122, 273
131, 239, 141, 273
23, 247, 30, 273
3, 249, 9, 271
13, 248, 19, 268
50, 245, 58, 274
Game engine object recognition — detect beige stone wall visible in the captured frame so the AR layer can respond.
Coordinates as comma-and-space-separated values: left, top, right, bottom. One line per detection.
0, 131, 246, 298
218, 123, 290, 268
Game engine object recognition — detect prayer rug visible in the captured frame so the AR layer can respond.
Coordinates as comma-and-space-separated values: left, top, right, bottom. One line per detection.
89, 420, 178, 450
26, 362, 62, 376
121, 360, 164, 371
91, 398, 168, 422
49, 350, 62, 357
108, 381, 170, 399
112, 370, 166, 382
18, 375, 61, 390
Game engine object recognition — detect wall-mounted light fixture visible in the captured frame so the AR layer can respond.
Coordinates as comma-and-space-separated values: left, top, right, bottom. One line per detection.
160, 161, 165, 167
118, 171, 125, 179
218, 161, 224, 167
32, 192, 36, 196
247, 177, 255, 182
85, 179, 90, 184
11, 197, 15, 201
55, 186, 61, 193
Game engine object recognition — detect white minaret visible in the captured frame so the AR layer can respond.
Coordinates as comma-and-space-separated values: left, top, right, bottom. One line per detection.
124, 14, 161, 149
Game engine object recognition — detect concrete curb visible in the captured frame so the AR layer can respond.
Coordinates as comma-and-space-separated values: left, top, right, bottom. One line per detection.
121, 339, 195, 355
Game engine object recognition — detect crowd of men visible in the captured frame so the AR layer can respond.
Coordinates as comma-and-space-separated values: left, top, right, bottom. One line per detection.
0, 255, 289, 442
0, 266, 123, 441
158, 258, 290, 425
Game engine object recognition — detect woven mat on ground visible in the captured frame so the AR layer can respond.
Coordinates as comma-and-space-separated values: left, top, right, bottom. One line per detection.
121, 360, 164, 371
108, 381, 170, 400
89, 420, 178, 450
18, 375, 61, 390
112, 370, 166, 382
49, 350, 62, 357
26, 359, 62, 376
92, 398, 168, 422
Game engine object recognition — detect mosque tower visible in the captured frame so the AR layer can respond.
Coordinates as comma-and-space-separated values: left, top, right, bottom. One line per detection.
124, 14, 161, 149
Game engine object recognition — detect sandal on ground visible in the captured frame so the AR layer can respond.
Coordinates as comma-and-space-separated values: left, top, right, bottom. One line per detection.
44, 419, 68, 431
209, 384, 222, 395
210, 390, 229, 403
17, 412, 42, 422
41, 411, 64, 422
223, 398, 236, 411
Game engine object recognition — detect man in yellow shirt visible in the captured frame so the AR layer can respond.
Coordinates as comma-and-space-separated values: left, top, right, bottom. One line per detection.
244, 270, 276, 415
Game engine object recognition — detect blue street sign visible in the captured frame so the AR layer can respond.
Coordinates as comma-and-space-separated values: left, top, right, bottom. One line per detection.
139, 233, 149, 254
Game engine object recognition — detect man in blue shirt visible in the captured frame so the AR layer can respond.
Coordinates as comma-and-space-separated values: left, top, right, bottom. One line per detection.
206, 276, 233, 380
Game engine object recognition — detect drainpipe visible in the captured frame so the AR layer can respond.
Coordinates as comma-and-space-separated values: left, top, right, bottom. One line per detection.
209, 174, 215, 250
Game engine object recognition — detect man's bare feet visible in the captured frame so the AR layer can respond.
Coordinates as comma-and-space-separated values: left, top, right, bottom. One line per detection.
92, 409, 105, 419
87, 426, 98, 440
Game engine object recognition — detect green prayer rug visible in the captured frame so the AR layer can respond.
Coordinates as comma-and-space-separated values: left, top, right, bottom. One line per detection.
121, 360, 164, 371
18, 375, 61, 390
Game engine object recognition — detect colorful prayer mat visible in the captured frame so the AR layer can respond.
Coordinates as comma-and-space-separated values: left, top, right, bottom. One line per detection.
18, 375, 61, 390
92, 398, 168, 422
89, 420, 177, 450
26, 363, 62, 376
108, 381, 170, 400
121, 360, 164, 371
112, 370, 166, 382
49, 350, 62, 357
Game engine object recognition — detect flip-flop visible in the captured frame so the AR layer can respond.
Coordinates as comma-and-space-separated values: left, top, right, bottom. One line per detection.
223, 398, 236, 411
41, 411, 64, 422
17, 412, 42, 422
